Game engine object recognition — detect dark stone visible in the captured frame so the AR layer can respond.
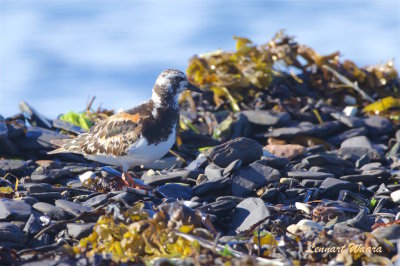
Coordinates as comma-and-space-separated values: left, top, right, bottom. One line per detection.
231, 198, 270, 233
55, 199, 92, 217
142, 169, 202, 186
197, 199, 238, 216
337, 146, 383, 162
261, 188, 280, 202
193, 177, 231, 197
223, 159, 242, 176
341, 136, 372, 149
0, 159, 28, 176
82, 194, 108, 208
185, 156, 208, 170
0, 120, 8, 139
204, 163, 224, 179
364, 116, 392, 137
372, 224, 400, 241
205, 137, 263, 167
53, 119, 86, 135
232, 160, 280, 197
355, 154, 370, 168
319, 178, 359, 199
16, 127, 69, 151
333, 223, 363, 238
302, 153, 348, 167
264, 121, 343, 139
156, 184, 193, 200
110, 192, 138, 206
16, 196, 39, 206
240, 110, 290, 126
19, 101, 52, 129
258, 156, 289, 169
301, 179, 324, 188
33, 202, 70, 220
25, 183, 54, 193
330, 113, 365, 128
31, 167, 71, 183
340, 170, 389, 186
0, 199, 32, 221
29, 192, 63, 202
309, 165, 343, 178
66, 223, 95, 239
0, 222, 25, 243
327, 127, 368, 146
287, 171, 334, 180
6, 119, 25, 140
23, 213, 42, 235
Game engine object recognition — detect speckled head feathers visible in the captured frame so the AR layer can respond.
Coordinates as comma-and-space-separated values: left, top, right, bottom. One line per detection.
152, 69, 202, 105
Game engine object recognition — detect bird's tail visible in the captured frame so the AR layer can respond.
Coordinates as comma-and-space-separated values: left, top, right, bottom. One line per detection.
47, 139, 69, 155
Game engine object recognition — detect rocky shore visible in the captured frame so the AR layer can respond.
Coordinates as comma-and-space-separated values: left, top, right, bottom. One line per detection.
1, 33, 400, 265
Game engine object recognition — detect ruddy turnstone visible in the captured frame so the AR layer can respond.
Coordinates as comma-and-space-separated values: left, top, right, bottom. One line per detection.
49, 69, 203, 187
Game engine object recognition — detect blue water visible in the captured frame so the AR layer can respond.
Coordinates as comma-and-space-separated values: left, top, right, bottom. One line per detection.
1, 0, 399, 118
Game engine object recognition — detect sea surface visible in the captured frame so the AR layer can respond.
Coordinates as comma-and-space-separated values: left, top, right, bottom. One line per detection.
0, 0, 399, 118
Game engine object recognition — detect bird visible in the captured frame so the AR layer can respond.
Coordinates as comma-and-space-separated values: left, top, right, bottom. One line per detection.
48, 69, 203, 187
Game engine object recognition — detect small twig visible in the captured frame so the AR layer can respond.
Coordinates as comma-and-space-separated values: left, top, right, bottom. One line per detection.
322, 65, 374, 102
86, 96, 96, 112
34, 203, 107, 239
17, 240, 66, 255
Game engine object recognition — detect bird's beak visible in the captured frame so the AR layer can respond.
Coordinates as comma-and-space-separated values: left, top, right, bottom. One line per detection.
185, 82, 203, 93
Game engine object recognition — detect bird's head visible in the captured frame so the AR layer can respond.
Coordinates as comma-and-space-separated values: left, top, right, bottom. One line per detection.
152, 69, 202, 107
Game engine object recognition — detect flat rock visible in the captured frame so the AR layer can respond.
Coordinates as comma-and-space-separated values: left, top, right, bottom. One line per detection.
0, 120, 8, 139
142, 169, 201, 186
240, 110, 290, 126
204, 163, 224, 179
364, 116, 392, 136
341, 135, 372, 149
327, 127, 368, 146
52, 119, 86, 135
0, 222, 25, 243
82, 194, 108, 208
193, 177, 231, 196
31, 167, 71, 183
232, 160, 281, 197
29, 192, 63, 202
231, 197, 270, 233
19, 101, 52, 129
0, 159, 28, 176
33, 202, 70, 220
372, 224, 400, 241
264, 144, 306, 160
0, 199, 32, 221
205, 137, 263, 167
337, 146, 382, 162
66, 223, 95, 239
302, 153, 347, 167
25, 183, 54, 193
264, 121, 343, 138
287, 171, 334, 180
330, 113, 365, 128
23, 213, 42, 235
55, 199, 92, 217
197, 199, 238, 216
340, 170, 389, 186
319, 178, 359, 199
156, 184, 193, 200
6, 119, 25, 140
16, 127, 69, 150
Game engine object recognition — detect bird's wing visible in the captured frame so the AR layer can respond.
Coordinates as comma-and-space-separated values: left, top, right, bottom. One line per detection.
49, 105, 151, 157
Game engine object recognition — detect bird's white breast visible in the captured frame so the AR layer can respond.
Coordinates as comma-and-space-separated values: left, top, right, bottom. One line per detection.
85, 127, 176, 171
